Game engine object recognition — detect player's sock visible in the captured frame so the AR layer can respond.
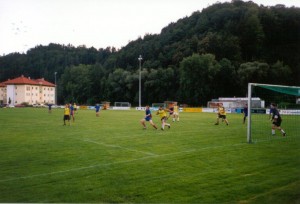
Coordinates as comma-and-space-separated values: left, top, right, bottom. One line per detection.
272, 129, 275, 135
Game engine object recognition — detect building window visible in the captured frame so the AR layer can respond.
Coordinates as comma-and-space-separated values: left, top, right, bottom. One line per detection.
15, 86, 17, 89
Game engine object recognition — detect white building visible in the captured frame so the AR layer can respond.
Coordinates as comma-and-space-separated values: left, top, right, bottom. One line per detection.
1, 75, 56, 105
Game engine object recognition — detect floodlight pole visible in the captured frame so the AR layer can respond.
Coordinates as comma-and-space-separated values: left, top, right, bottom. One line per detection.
54, 72, 57, 105
138, 55, 143, 108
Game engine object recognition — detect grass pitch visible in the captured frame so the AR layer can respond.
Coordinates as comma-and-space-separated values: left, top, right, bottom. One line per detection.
0, 108, 299, 203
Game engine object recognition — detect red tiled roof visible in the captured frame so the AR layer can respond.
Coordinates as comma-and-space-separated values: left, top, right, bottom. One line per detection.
2, 75, 55, 87
0, 83, 6, 87
35, 78, 55, 87
3, 75, 38, 85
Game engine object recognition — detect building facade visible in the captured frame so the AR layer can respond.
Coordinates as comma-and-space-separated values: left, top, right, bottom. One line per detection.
1, 75, 55, 106
0, 83, 7, 104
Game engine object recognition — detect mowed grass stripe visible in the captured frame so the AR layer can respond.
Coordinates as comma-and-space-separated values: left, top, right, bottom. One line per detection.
0, 139, 247, 183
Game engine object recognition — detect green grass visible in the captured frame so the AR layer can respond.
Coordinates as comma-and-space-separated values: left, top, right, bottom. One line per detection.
0, 108, 299, 203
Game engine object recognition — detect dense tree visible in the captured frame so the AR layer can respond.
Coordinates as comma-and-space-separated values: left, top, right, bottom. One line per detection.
60, 64, 92, 104
179, 54, 220, 106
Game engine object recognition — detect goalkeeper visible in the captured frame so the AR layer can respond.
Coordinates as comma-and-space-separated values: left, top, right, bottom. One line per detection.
270, 103, 286, 136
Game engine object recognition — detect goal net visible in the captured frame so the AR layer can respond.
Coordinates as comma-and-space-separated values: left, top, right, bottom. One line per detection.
112, 102, 131, 110
114, 102, 131, 107
247, 83, 300, 143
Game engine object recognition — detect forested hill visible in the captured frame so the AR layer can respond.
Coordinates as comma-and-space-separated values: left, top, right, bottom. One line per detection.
0, 0, 299, 105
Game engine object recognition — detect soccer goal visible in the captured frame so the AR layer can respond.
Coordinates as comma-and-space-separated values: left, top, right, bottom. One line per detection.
113, 102, 131, 110
247, 83, 300, 143
114, 102, 131, 107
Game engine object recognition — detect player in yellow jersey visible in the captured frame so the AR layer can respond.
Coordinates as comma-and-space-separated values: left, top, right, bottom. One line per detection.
173, 105, 180, 122
73, 103, 77, 114
63, 104, 70, 126
215, 103, 229, 125
156, 106, 171, 130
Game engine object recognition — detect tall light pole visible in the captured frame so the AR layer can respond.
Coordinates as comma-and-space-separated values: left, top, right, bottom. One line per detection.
54, 72, 57, 105
138, 55, 143, 108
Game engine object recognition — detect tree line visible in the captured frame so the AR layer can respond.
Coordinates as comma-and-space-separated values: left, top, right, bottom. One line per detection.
0, 0, 299, 106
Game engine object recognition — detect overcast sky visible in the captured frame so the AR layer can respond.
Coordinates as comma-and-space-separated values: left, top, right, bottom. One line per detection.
0, 0, 299, 55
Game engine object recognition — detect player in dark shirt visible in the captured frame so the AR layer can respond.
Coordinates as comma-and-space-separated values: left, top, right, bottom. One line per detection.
270, 103, 286, 136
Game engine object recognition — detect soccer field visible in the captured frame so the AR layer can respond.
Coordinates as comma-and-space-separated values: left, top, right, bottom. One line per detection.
0, 108, 299, 203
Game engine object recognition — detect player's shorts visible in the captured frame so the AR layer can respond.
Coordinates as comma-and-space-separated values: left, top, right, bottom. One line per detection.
273, 118, 282, 126
145, 116, 152, 121
218, 114, 226, 119
64, 115, 70, 120
161, 116, 167, 121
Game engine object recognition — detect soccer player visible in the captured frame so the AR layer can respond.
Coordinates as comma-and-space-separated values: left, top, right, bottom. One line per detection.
168, 104, 175, 122
63, 104, 70, 126
140, 105, 158, 130
48, 103, 52, 113
243, 103, 248, 124
270, 103, 286, 136
73, 103, 77, 114
156, 106, 171, 130
215, 103, 229, 125
173, 105, 180, 122
69, 103, 75, 122
95, 104, 101, 117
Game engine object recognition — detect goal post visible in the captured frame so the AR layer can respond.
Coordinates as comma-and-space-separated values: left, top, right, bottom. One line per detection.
247, 83, 300, 143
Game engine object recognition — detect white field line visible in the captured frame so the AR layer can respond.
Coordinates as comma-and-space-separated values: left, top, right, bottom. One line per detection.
0, 142, 246, 183
82, 138, 157, 156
